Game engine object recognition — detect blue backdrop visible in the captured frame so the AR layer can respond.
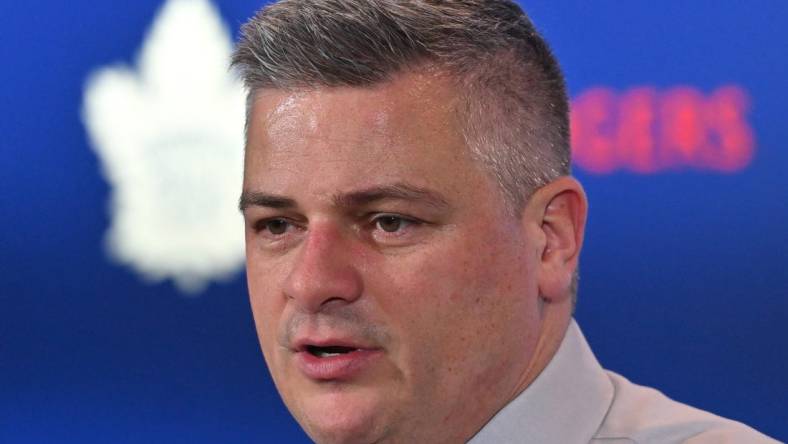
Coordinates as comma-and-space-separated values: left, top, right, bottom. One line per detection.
1, 1, 786, 442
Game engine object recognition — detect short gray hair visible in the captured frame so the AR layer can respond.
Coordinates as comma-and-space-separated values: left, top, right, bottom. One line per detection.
231, 0, 571, 213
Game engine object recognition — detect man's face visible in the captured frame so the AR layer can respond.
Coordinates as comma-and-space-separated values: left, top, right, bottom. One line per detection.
242, 72, 545, 443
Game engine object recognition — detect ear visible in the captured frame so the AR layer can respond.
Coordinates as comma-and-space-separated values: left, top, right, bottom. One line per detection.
523, 176, 588, 303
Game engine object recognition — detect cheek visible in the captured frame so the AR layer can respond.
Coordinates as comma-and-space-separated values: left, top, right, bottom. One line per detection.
364, 231, 540, 429
372, 227, 536, 365
245, 253, 288, 353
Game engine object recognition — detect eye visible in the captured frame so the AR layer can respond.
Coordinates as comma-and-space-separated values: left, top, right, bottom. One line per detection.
255, 218, 294, 236
373, 214, 414, 233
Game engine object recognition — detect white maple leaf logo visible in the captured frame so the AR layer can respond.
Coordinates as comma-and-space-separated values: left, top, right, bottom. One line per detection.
82, 0, 246, 294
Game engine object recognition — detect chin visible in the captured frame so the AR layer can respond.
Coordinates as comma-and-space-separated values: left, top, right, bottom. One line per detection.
293, 387, 392, 444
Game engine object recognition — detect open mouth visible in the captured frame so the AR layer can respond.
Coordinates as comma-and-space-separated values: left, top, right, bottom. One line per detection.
295, 343, 381, 379
306, 345, 359, 358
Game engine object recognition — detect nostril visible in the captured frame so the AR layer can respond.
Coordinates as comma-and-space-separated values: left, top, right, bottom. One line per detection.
321, 297, 350, 307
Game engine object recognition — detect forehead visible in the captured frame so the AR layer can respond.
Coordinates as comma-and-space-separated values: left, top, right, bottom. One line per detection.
243, 72, 487, 199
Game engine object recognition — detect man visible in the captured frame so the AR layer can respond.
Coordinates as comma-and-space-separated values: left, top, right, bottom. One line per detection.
233, 1, 778, 443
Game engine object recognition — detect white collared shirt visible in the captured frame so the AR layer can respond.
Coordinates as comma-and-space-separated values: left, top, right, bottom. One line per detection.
468, 320, 779, 444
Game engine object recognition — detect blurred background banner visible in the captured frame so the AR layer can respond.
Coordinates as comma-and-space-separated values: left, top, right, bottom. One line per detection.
1, 0, 786, 442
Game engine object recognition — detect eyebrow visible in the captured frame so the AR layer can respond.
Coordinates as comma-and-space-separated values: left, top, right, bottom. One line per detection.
334, 183, 450, 210
239, 192, 296, 212
239, 183, 450, 212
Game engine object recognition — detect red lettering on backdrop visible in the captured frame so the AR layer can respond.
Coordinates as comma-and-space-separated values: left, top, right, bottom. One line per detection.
570, 86, 754, 173
570, 88, 616, 174
659, 87, 706, 167
617, 87, 657, 173
704, 86, 754, 172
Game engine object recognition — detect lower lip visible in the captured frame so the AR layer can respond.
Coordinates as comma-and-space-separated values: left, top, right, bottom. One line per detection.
294, 349, 382, 381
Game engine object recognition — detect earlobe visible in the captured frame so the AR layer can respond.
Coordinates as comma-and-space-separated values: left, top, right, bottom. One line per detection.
529, 177, 588, 303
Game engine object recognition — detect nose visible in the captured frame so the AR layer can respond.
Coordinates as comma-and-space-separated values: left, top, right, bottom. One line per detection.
282, 222, 364, 313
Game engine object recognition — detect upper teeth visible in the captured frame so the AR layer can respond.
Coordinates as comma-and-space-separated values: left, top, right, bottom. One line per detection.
316, 351, 342, 357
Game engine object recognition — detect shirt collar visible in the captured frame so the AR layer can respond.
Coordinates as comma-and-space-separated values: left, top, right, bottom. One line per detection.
468, 319, 614, 444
